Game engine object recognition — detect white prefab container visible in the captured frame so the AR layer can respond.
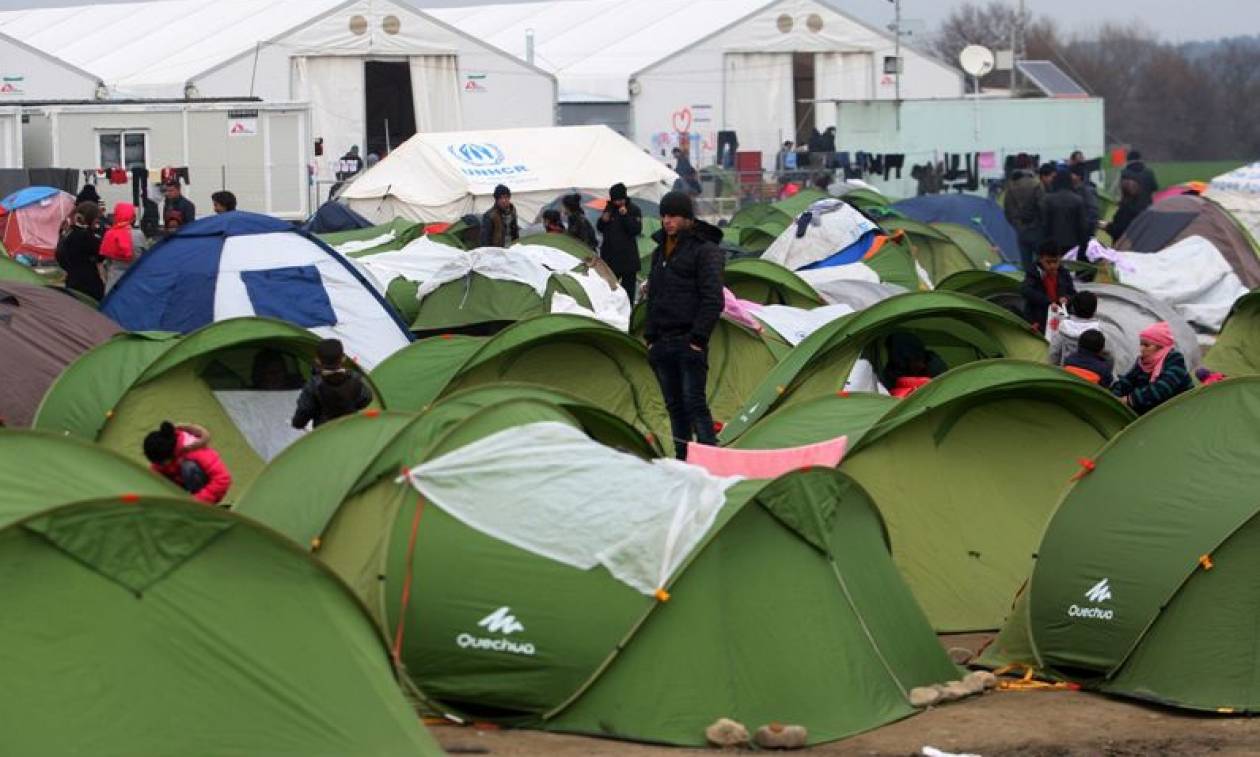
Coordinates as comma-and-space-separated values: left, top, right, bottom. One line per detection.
0, 107, 21, 168
830, 98, 1107, 198
24, 102, 309, 219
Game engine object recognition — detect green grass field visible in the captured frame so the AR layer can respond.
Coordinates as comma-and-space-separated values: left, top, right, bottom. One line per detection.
1145, 160, 1247, 187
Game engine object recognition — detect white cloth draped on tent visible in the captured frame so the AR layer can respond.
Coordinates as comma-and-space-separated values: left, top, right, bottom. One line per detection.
410, 55, 463, 133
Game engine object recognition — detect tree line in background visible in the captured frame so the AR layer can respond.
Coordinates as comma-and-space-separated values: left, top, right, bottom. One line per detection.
933, 1, 1260, 162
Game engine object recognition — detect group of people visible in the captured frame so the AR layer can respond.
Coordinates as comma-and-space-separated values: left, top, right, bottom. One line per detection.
55, 180, 237, 301
479, 182, 646, 303
142, 338, 373, 505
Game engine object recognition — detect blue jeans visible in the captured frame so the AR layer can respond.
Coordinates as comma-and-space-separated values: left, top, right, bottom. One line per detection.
649, 338, 716, 459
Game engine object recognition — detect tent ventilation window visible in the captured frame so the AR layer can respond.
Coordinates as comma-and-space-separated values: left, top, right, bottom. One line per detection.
349, 15, 367, 35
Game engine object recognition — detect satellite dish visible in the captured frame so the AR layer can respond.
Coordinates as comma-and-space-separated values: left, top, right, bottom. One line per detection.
959, 45, 996, 77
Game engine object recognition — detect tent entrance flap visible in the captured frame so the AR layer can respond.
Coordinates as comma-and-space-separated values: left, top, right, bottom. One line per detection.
366, 61, 417, 157
793, 53, 816, 147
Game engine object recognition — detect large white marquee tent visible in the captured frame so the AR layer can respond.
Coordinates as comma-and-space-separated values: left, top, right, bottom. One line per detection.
431, 0, 963, 163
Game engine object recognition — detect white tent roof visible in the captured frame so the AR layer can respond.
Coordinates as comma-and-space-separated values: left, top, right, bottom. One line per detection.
1208, 162, 1260, 245
1210, 162, 1260, 195
341, 124, 677, 223
429, 0, 771, 103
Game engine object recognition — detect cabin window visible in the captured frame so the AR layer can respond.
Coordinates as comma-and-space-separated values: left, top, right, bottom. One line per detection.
97, 130, 149, 170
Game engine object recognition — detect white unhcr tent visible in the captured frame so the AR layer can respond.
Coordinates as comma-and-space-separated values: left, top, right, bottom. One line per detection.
1208, 162, 1260, 243
341, 125, 677, 223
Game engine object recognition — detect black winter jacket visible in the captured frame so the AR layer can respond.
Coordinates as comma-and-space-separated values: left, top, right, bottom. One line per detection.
1064, 349, 1115, 389
644, 220, 725, 348
1040, 188, 1091, 254
1112, 351, 1192, 414
56, 225, 104, 302
565, 210, 599, 251
291, 369, 373, 428
597, 201, 644, 275
479, 205, 520, 248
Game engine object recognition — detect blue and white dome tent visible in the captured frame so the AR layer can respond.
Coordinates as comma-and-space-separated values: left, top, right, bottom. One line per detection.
101, 211, 411, 369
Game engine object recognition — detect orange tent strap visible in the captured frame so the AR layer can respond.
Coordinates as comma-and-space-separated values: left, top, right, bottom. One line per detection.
391, 494, 427, 662
862, 233, 890, 260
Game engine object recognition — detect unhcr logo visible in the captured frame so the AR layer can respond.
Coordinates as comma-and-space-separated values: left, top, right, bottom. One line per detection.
455, 606, 536, 657
448, 142, 505, 167
1068, 578, 1115, 621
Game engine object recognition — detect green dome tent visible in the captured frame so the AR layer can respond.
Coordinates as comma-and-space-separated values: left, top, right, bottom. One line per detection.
239, 410, 957, 746
374, 315, 670, 453
880, 218, 1002, 285
837, 361, 1135, 631
986, 379, 1260, 712
725, 258, 825, 307
1205, 291, 1260, 376
719, 291, 1048, 442
33, 318, 383, 498
0, 491, 439, 755
840, 187, 894, 214
729, 393, 897, 451
727, 203, 794, 254
0, 254, 46, 285
317, 217, 425, 258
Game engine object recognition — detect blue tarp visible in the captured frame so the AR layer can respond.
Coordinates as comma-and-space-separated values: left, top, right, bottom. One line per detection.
892, 195, 1020, 263
1, 186, 61, 211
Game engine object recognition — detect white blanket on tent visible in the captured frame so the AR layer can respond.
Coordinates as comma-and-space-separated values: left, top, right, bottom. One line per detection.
214, 390, 307, 463
332, 231, 398, 255
402, 422, 741, 596
355, 236, 464, 291
754, 303, 854, 346
551, 270, 632, 331
1111, 236, 1248, 333
414, 246, 583, 302
761, 199, 879, 271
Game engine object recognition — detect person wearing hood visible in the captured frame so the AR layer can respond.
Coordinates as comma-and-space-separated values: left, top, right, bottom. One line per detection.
1040, 165, 1091, 256
562, 192, 599, 250
480, 184, 520, 247
1121, 150, 1158, 201
1021, 240, 1077, 332
99, 202, 145, 292
880, 331, 947, 398
292, 339, 373, 429
1112, 321, 1191, 414
56, 201, 104, 301
1048, 290, 1102, 366
597, 182, 644, 302
1004, 154, 1045, 270
644, 191, 724, 459
1071, 164, 1101, 231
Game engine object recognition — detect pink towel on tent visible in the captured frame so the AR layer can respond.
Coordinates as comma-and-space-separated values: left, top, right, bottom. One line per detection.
686, 436, 848, 479
722, 288, 764, 331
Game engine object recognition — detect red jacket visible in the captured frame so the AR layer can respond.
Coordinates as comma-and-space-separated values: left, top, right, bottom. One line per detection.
150, 430, 232, 504
100, 202, 136, 262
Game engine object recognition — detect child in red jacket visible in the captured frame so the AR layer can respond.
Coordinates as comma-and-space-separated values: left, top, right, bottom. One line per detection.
143, 422, 232, 505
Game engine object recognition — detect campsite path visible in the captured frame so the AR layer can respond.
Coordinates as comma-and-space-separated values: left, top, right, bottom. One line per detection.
432, 690, 1260, 756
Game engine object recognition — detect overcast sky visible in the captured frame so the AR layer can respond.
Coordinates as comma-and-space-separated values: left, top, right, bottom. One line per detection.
0, 0, 1251, 44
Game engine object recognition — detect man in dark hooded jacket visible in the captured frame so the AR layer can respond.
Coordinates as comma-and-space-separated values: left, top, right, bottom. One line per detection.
1122, 150, 1158, 201
291, 339, 373, 428
1003, 153, 1043, 269
644, 191, 724, 459
597, 182, 643, 301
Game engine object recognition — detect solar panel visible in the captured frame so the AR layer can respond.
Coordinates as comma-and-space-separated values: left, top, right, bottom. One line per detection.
1016, 60, 1089, 98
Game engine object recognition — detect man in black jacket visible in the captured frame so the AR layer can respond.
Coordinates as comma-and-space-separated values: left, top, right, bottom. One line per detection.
597, 182, 643, 301
644, 191, 724, 459
291, 339, 373, 429
1040, 166, 1091, 255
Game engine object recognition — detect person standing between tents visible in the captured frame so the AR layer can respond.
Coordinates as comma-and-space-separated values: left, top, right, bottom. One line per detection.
99, 202, 144, 293
1047, 291, 1102, 366
644, 191, 724, 459
480, 185, 520, 247
291, 338, 373, 429
542, 210, 565, 235
1040, 165, 1091, 256
1122, 150, 1158, 201
1106, 170, 1152, 242
1021, 240, 1077, 333
1112, 322, 1192, 414
162, 181, 196, 226
143, 421, 232, 505
671, 148, 701, 196
56, 201, 104, 302
562, 193, 599, 250
1071, 164, 1101, 233
597, 182, 644, 302
1003, 154, 1044, 270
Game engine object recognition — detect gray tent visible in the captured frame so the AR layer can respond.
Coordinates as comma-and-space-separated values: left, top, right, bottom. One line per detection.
1081, 283, 1202, 374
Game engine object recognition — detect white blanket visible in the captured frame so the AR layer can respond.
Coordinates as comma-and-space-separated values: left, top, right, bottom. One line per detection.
403, 422, 742, 596
754, 303, 854, 346
332, 230, 397, 255
213, 390, 308, 463
1113, 236, 1248, 333
551, 270, 632, 331
415, 245, 583, 302
761, 199, 878, 271
356, 236, 464, 290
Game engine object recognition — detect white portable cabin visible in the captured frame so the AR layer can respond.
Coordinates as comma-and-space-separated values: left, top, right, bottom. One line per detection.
432, 0, 962, 165
23, 102, 309, 219
0, 0, 557, 183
